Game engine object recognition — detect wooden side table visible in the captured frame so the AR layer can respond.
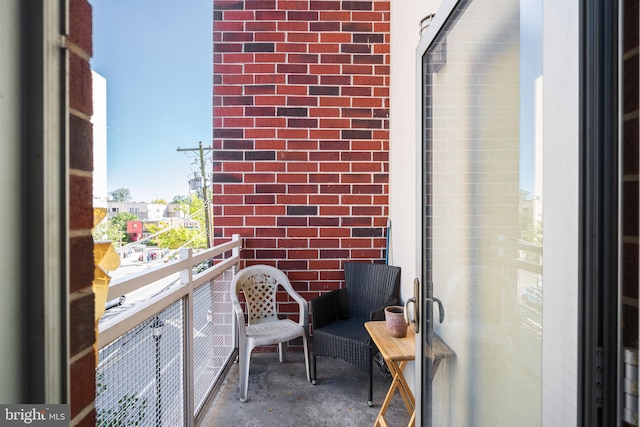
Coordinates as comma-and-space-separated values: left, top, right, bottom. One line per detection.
365, 321, 455, 427
365, 321, 416, 427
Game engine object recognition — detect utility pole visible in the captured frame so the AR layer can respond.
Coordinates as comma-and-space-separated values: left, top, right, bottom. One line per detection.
177, 142, 213, 247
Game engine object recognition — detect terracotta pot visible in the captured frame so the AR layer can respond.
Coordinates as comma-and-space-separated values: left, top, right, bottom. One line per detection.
384, 305, 408, 338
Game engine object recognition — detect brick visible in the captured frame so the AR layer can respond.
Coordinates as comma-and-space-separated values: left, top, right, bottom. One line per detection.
342, 22, 372, 32
277, 194, 308, 204
246, 194, 276, 204
289, 53, 319, 63
341, 129, 372, 139
256, 250, 287, 259
310, 0, 341, 9
247, 0, 276, 8
287, 205, 319, 216
320, 227, 350, 237
288, 227, 319, 237
69, 235, 94, 294
244, 42, 275, 52
248, 21, 278, 31
256, 227, 286, 237
288, 118, 318, 128
69, 175, 93, 230
277, 64, 309, 73
214, 0, 244, 10
288, 32, 319, 42
310, 174, 339, 183
255, 53, 287, 63
69, 0, 92, 56
69, 293, 95, 356
225, 10, 259, 20
310, 21, 341, 31
224, 32, 253, 42
69, 350, 96, 419
278, 85, 308, 95
256, 183, 286, 193
277, 42, 309, 52
353, 33, 384, 44
288, 11, 319, 20
288, 74, 319, 84
342, 1, 372, 10
320, 249, 349, 258
69, 54, 93, 115
278, 217, 308, 226
69, 115, 93, 171
320, 54, 352, 64
289, 249, 319, 259
277, 107, 308, 116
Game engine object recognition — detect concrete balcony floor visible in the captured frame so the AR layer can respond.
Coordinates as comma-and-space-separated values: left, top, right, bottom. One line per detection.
201, 351, 412, 426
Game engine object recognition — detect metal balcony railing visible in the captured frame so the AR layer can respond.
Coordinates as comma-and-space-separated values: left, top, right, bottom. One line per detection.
96, 235, 242, 426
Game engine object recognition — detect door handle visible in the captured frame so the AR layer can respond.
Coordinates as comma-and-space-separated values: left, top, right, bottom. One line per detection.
404, 278, 445, 334
404, 278, 421, 333
426, 296, 445, 324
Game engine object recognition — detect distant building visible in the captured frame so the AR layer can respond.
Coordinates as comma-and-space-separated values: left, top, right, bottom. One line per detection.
91, 71, 108, 208
126, 220, 143, 241
107, 201, 186, 221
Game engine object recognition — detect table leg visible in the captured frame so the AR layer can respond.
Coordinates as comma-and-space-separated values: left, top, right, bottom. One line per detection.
374, 360, 416, 427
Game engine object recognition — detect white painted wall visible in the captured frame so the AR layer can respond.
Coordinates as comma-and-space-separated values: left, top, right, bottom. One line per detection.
389, 0, 440, 303
92, 70, 108, 208
389, 0, 443, 411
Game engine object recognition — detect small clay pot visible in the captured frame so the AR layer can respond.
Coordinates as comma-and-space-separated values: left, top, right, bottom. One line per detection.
384, 305, 408, 338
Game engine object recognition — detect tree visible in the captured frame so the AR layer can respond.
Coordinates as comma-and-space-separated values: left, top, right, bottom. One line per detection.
108, 188, 132, 202
171, 195, 190, 204
145, 221, 207, 250
150, 198, 168, 205
93, 212, 138, 245
144, 195, 208, 249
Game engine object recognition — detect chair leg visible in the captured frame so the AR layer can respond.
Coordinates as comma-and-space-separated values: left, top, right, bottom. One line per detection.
311, 352, 317, 385
239, 343, 252, 403
302, 333, 311, 382
278, 341, 287, 363
368, 345, 373, 407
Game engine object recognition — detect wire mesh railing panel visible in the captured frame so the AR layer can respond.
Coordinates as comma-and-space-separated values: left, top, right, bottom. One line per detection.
97, 301, 185, 427
193, 268, 235, 415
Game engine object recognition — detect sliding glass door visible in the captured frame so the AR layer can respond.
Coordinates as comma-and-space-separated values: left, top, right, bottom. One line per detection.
418, 0, 543, 425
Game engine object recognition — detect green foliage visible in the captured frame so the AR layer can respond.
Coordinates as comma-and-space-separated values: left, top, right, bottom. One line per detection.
108, 188, 133, 202
150, 198, 168, 205
171, 195, 190, 204
96, 373, 148, 427
146, 220, 207, 250
143, 195, 207, 249
93, 212, 138, 245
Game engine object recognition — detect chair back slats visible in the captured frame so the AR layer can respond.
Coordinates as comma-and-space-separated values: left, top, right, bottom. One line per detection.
344, 262, 401, 318
241, 273, 279, 324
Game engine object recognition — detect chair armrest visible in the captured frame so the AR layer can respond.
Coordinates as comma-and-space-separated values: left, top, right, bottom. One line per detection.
311, 288, 348, 329
369, 295, 399, 321
286, 287, 310, 329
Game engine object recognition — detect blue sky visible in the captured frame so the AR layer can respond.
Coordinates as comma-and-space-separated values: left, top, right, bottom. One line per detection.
90, 0, 212, 203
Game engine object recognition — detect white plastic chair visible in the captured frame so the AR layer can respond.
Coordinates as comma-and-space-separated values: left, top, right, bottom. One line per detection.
230, 264, 311, 402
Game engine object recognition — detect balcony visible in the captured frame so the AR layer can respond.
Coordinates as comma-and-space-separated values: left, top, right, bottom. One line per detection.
95, 235, 410, 426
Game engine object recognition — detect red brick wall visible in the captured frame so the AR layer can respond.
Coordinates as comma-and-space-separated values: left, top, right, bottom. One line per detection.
212, 0, 391, 299
68, 0, 97, 425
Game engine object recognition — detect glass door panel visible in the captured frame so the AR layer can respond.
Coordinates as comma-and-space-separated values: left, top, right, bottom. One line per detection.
421, 0, 542, 425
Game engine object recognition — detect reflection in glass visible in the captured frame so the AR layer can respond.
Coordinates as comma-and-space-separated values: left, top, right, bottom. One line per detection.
423, 0, 542, 425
